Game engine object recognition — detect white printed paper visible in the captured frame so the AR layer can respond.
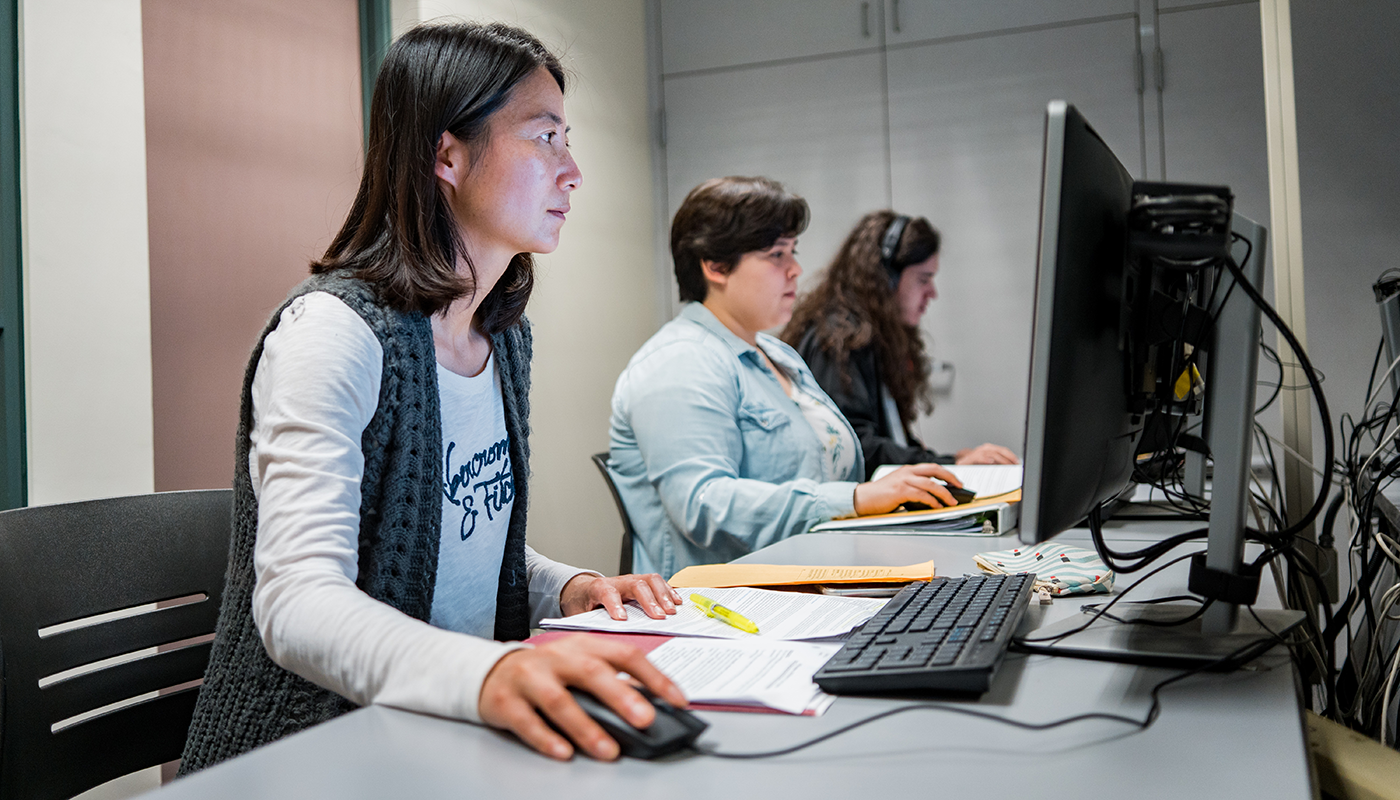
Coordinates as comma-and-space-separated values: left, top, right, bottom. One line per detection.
648, 637, 841, 715
539, 586, 886, 641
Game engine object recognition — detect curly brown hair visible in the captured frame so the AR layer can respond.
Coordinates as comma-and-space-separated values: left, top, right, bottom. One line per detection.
781, 210, 940, 427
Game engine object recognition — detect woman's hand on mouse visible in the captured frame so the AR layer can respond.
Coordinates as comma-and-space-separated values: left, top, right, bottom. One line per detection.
853, 462, 963, 515
955, 443, 1020, 465
478, 633, 686, 761
560, 572, 683, 620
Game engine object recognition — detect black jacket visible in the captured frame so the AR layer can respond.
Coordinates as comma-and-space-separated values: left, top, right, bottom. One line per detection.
794, 327, 953, 479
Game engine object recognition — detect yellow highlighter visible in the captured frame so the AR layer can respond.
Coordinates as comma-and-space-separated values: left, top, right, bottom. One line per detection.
690, 593, 760, 634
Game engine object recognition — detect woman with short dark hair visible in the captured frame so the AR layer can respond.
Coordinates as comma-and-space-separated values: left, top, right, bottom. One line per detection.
783, 211, 1018, 477
181, 21, 684, 770
609, 178, 965, 578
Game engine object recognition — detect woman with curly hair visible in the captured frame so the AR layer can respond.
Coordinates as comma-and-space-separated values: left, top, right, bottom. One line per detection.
782, 211, 1017, 479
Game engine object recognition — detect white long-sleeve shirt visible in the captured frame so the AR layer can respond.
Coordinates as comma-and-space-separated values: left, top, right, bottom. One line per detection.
247, 291, 592, 723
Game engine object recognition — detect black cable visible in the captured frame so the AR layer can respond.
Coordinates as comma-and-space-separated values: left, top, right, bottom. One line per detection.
1222, 244, 1335, 541
1346, 455, 1400, 657
1110, 512, 1210, 522
1255, 421, 1286, 522
1015, 551, 1203, 644
1209, 238, 1247, 327
1255, 338, 1285, 414
1087, 504, 1207, 574
1079, 595, 1210, 627
693, 703, 1150, 759
695, 636, 1283, 760
1320, 492, 1346, 550
1364, 337, 1385, 408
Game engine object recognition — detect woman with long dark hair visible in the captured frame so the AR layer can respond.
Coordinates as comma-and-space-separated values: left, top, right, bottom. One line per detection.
182, 22, 684, 769
782, 211, 1017, 478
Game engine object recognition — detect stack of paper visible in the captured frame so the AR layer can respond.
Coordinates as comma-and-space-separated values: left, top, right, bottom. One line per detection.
646, 638, 841, 715
539, 586, 886, 641
538, 587, 894, 716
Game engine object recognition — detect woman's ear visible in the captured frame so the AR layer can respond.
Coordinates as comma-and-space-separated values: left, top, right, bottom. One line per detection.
699, 259, 729, 291
434, 131, 469, 191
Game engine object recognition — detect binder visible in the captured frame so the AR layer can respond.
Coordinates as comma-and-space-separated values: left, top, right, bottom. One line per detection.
810, 491, 1020, 536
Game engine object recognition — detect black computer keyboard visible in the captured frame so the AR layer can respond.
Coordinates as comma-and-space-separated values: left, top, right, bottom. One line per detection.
814, 573, 1034, 694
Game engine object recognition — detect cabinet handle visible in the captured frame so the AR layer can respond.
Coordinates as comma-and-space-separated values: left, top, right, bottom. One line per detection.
891, 0, 901, 33
860, 2, 870, 37
1154, 47, 1165, 91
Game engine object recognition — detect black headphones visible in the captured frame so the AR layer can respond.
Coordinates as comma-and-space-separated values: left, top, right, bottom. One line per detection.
879, 215, 911, 290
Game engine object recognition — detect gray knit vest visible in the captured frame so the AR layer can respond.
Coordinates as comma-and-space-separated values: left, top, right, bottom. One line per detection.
180, 271, 533, 773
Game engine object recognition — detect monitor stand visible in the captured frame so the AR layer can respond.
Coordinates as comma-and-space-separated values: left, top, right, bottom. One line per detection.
1020, 602, 1304, 668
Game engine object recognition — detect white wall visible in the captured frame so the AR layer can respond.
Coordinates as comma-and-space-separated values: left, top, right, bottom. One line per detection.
21, 0, 155, 506
20, 8, 160, 794
396, 0, 659, 573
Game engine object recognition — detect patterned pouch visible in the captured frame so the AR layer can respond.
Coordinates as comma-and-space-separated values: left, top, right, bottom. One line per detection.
973, 542, 1114, 596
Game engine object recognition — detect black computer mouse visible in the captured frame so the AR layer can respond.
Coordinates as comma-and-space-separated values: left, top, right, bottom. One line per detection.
563, 686, 708, 760
903, 483, 977, 510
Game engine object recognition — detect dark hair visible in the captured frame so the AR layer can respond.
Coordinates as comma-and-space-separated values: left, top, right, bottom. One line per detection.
781, 210, 941, 426
670, 176, 810, 303
312, 22, 565, 331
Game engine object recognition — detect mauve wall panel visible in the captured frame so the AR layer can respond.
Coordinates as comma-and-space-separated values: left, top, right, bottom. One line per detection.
143, 0, 363, 490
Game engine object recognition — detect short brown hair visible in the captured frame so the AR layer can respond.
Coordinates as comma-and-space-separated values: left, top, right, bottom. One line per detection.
312, 22, 564, 332
670, 176, 810, 303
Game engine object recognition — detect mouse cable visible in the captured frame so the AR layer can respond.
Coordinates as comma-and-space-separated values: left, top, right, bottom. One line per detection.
1014, 549, 1202, 644
692, 639, 1268, 760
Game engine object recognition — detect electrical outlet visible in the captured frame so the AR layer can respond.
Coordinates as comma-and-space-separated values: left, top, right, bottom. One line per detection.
929, 360, 955, 394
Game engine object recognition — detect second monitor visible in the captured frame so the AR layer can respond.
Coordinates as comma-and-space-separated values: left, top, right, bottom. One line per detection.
1018, 100, 1302, 662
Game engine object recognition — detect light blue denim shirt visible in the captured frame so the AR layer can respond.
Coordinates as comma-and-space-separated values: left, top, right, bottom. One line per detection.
609, 302, 864, 578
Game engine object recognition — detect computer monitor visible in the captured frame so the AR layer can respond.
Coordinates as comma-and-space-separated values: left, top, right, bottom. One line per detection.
1019, 101, 1140, 546
1018, 101, 1303, 661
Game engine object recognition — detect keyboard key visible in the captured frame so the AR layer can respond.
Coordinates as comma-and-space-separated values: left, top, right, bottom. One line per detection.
931, 643, 962, 665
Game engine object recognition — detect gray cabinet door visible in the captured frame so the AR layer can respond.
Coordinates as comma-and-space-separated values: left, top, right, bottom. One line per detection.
1156, 2, 1271, 229
883, 0, 1135, 44
886, 17, 1143, 453
659, 0, 880, 75
661, 52, 891, 318
1153, 2, 1277, 438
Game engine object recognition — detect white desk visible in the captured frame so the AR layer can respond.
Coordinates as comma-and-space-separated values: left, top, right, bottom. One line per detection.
154, 524, 1314, 799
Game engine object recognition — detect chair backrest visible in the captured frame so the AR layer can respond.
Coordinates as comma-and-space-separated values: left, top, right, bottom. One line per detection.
0, 489, 232, 800
590, 453, 636, 575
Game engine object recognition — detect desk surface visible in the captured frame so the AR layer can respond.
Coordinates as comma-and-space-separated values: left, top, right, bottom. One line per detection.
156, 526, 1313, 799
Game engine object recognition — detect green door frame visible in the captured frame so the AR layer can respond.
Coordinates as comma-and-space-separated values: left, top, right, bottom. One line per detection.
0, 0, 25, 510
359, 0, 392, 145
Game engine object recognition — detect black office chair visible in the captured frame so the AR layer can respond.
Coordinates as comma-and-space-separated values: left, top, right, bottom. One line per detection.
591, 453, 637, 574
0, 489, 232, 800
